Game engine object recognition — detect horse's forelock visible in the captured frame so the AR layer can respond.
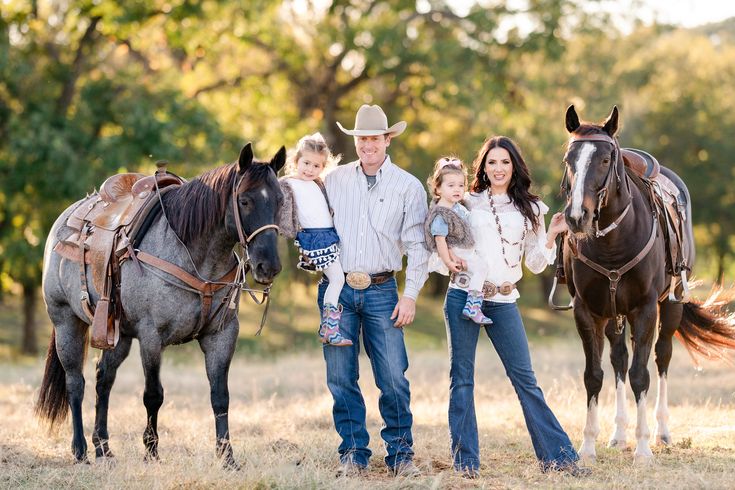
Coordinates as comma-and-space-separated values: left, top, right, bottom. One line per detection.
238, 161, 276, 194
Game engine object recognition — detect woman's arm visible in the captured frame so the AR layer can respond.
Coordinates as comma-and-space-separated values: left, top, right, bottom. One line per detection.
523, 203, 559, 274
545, 212, 568, 249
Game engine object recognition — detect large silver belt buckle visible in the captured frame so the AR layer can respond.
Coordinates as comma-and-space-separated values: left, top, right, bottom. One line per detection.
346, 271, 371, 290
453, 272, 471, 289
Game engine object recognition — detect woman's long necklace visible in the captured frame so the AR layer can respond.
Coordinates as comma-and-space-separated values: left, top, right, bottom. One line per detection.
489, 191, 527, 268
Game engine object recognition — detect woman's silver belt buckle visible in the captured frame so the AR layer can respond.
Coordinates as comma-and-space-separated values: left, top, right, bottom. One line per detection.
346, 271, 371, 290
482, 281, 516, 299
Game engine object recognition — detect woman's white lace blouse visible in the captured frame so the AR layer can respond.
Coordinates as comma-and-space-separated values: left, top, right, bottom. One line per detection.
456, 190, 556, 302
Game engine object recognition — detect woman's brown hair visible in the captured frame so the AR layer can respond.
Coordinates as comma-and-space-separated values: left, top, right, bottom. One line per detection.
470, 136, 541, 231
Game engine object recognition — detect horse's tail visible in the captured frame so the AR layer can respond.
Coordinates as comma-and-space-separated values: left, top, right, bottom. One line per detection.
35, 328, 81, 428
675, 286, 735, 366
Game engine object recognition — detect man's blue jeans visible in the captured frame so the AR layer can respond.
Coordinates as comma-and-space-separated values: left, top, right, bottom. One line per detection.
318, 277, 413, 469
444, 288, 578, 471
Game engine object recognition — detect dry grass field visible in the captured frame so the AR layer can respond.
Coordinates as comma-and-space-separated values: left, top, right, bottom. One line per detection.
1, 338, 734, 489
1, 283, 734, 489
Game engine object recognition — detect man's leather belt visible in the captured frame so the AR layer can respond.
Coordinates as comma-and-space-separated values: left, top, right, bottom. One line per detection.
345, 271, 394, 290
450, 274, 517, 299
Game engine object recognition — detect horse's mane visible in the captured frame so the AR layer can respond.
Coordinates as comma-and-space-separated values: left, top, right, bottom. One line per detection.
163, 161, 273, 244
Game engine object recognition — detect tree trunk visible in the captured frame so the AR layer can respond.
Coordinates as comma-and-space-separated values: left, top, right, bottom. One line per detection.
21, 283, 38, 355
716, 249, 725, 285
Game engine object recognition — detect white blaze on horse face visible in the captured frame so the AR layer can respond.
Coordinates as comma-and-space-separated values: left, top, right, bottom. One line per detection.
260, 188, 270, 200
609, 378, 629, 448
579, 396, 600, 463
569, 143, 597, 221
634, 391, 653, 462
655, 374, 671, 445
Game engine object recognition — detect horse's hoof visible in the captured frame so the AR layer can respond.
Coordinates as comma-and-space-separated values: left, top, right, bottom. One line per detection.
74, 456, 91, 465
144, 453, 161, 463
633, 450, 653, 464
96, 455, 117, 467
656, 434, 672, 446
608, 438, 628, 449
222, 458, 242, 471
578, 453, 596, 466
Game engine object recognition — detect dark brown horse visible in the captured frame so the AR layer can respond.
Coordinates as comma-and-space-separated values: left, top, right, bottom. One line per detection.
560, 105, 735, 463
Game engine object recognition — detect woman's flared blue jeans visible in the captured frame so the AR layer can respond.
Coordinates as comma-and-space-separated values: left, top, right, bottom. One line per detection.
444, 288, 578, 472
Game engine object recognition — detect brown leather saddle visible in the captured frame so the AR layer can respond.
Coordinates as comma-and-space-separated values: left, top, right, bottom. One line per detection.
54, 165, 185, 349
622, 148, 690, 279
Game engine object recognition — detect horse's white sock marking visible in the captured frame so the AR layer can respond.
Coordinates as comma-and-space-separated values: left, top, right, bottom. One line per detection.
634, 391, 653, 462
570, 143, 596, 220
609, 378, 629, 448
655, 374, 671, 445
579, 397, 600, 462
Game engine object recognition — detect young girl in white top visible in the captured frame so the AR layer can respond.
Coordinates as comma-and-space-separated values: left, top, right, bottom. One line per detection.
278, 133, 351, 346
425, 157, 492, 325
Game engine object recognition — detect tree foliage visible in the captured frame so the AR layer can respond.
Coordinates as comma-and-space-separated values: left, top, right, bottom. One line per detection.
2, 1, 735, 353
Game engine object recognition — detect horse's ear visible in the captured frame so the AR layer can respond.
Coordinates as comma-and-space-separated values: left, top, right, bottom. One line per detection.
565, 105, 581, 133
270, 146, 286, 174
602, 106, 619, 136
238, 143, 253, 174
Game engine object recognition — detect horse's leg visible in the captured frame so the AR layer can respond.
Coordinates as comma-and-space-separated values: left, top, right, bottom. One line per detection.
138, 335, 164, 461
574, 304, 607, 464
93, 335, 133, 460
654, 301, 682, 446
606, 320, 629, 449
51, 306, 90, 463
198, 324, 239, 470
627, 300, 659, 463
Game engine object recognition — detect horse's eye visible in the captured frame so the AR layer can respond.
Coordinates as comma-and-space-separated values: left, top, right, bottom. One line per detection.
239, 198, 251, 208
602, 157, 611, 165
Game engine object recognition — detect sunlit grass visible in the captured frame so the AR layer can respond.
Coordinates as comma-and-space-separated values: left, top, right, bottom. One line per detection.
1, 341, 734, 489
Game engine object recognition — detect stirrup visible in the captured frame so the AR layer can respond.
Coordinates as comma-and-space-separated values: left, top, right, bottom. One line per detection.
548, 276, 574, 310
668, 270, 691, 304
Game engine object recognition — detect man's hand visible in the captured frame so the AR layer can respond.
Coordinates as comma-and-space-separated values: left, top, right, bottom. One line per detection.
391, 296, 416, 328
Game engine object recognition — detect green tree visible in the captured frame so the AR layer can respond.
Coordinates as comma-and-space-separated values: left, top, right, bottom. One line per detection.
0, 1, 234, 353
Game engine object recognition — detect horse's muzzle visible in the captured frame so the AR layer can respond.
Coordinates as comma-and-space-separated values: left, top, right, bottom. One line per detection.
252, 259, 281, 284
565, 207, 593, 235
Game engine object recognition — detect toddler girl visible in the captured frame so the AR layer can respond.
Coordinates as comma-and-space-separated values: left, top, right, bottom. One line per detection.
425, 157, 492, 325
278, 133, 351, 346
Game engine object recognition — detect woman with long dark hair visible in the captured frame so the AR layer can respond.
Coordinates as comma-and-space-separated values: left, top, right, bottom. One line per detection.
443, 135, 587, 478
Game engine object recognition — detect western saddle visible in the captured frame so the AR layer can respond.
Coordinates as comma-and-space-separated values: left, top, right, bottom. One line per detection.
621, 148, 691, 284
54, 163, 185, 349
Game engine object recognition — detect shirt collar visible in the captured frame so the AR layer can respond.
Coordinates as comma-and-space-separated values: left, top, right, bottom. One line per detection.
353, 155, 394, 176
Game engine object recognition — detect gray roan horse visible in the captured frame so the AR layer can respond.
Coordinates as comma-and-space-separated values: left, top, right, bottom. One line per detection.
560, 106, 735, 464
36, 143, 285, 468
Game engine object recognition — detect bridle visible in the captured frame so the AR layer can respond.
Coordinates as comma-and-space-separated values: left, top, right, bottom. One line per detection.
230, 171, 281, 335
563, 132, 631, 238
134, 168, 281, 339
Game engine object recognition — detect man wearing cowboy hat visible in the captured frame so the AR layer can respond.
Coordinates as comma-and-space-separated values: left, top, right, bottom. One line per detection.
317, 104, 429, 477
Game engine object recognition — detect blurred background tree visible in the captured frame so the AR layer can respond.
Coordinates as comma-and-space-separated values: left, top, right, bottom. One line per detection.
1, 0, 734, 355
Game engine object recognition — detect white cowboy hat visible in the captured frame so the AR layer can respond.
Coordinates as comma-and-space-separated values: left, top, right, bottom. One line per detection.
336, 104, 407, 137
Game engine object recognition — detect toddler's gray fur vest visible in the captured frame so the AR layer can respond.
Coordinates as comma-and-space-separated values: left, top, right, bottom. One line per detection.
423, 202, 475, 252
